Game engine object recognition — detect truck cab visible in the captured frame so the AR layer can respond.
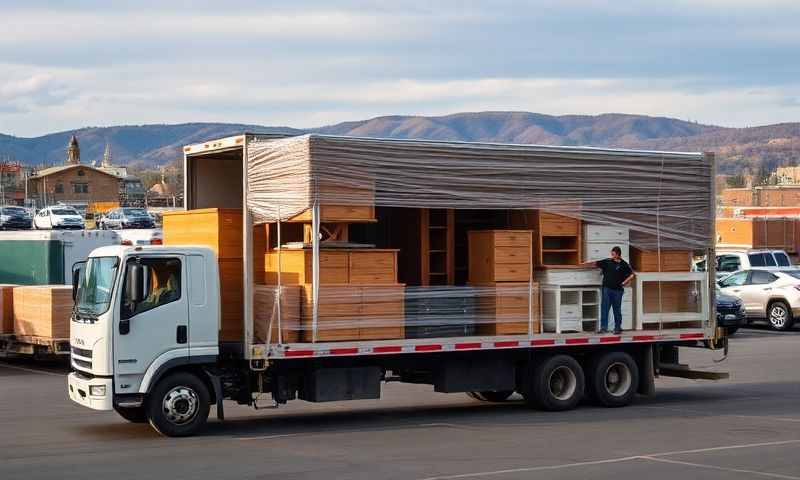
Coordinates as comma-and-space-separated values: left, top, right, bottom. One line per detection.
68, 245, 220, 435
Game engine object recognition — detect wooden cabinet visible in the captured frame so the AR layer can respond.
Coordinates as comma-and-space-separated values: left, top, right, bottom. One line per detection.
630, 248, 691, 272
537, 212, 581, 267
264, 249, 399, 285
300, 284, 405, 341
421, 209, 455, 285
162, 208, 268, 259
468, 230, 532, 283
287, 183, 376, 223
472, 282, 540, 335
0, 284, 15, 334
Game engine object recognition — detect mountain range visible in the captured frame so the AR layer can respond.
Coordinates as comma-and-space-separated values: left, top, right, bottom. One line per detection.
2, 112, 798, 174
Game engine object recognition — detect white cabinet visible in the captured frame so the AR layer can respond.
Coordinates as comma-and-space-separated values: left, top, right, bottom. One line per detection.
584, 243, 629, 263
542, 285, 600, 333
583, 225, 629, 243
535, 268, 601, 286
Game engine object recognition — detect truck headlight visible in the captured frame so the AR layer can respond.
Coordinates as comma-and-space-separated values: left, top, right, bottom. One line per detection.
89, 385, 106, 396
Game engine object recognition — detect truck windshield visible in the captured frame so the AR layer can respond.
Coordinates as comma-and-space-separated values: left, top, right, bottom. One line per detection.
76, 256, 120, 316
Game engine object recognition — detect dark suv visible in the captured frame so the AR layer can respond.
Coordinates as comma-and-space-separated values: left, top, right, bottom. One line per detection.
0, 205, 33, 230
98, 207, 155, 230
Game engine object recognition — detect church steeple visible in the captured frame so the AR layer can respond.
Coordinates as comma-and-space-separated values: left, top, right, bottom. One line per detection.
66, 135, 80, 165
102, 142, 111, 167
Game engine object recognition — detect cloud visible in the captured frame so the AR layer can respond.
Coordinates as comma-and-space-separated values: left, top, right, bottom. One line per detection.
0, 1, 798, 135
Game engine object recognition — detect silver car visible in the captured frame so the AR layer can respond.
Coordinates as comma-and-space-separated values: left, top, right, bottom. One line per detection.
717, 269, 800, 331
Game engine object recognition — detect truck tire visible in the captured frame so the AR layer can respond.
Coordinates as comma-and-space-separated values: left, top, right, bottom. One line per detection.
768, 301, 794, 331
467, 390, 514, 402
147, 372, 210, 437
524, 355, 584, 411
586, 351, 638, 407
114, 405, 148, 423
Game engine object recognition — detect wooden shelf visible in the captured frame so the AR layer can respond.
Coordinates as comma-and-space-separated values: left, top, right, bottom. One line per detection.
421, 209, 455, 286
542, 248, 578, 253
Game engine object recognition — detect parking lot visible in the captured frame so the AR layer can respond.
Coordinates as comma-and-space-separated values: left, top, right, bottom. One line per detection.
1, 326, 799, 480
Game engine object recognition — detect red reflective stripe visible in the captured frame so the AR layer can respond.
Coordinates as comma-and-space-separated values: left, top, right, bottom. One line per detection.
415, 344, 442, 352
633, 335, 656, 341
680, 333, 705, 339
373, 346, 403, 354
599, 336, 621, 343
565, 338, 589, 345
494, 341, 519, 348
531, 339, 556, 346
455, 342, 482, 350
330, 348, 359, 355
284, 350, 315, 358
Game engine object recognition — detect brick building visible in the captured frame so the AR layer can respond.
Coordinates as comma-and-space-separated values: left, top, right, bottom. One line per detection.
27, 135, 122, 208
720, 188, 754, 206
721, 185, 800, 208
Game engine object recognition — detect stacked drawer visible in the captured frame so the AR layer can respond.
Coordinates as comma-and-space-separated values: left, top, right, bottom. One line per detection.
583, 224, 630, 262
468, 230, 540, 335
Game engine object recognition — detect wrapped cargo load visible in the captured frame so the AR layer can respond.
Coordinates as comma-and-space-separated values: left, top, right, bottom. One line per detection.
179, 134, 714, 351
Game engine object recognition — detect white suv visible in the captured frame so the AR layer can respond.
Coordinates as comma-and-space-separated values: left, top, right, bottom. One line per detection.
715, 250, 794, 279
718, 269, 800, 331
33, 205, 85, 230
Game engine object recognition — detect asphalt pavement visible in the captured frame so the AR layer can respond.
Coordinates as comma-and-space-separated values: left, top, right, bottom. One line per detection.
1, 326, 799, 480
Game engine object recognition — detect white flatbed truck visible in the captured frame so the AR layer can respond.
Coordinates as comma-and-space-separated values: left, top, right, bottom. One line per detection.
67, 134, 727, 436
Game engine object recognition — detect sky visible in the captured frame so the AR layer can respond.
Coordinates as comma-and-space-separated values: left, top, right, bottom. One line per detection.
1, 0, 799, 137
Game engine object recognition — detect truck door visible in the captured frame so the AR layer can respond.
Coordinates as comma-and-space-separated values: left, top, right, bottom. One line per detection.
113, 254, 189, 394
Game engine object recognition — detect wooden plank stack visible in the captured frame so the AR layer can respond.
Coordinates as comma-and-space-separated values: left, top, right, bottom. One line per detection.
12, 285, 73, 338
253, 285, 301, 344
468, 230, 540, 335
0, 284, 16, 334
263, 249, 399, 285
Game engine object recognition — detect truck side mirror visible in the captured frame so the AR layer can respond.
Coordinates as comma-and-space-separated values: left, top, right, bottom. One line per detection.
71, 261, 85, 301
126, 264, 147, 303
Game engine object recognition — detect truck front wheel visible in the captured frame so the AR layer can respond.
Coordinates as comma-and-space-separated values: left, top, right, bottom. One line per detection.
587, 351, 638, 407
147, 372, 210, 437
524, 355, 585, 411
114, 405, 148, 423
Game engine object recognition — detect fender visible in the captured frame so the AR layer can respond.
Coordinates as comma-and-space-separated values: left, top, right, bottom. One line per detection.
138, 348, 218, 394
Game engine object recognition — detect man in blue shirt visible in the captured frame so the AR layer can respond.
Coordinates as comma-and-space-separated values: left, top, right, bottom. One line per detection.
580, 246, 635, 334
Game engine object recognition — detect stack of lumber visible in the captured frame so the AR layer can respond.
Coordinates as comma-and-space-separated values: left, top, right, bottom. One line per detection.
468, 230, 540, 335
263, 249, 399, 284
12, 285, 72, 338
300, 284, 405, 341
162, 208, 268, 342
253, 285, 301, 344
0, 284, 16, 334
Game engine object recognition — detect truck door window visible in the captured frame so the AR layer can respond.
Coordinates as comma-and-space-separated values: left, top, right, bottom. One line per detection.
121, 257, 182, 319
717, 255, 740, 272
774, 253, 791, 267
749, 270, 777, 285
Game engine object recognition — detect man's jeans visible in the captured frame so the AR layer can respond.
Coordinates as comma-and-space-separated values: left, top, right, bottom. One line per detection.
601, 287, 624, 331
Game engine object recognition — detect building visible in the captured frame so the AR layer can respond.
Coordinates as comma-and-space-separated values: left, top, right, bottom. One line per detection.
720, 185, 800, 208
776, 166, 800, 185
721, 187, 754, 206
27, 135, 123, 208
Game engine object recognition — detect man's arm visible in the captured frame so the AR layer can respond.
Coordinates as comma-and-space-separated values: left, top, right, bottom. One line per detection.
578, 260, 599, 268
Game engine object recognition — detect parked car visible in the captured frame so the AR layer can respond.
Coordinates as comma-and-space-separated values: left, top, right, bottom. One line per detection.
717, 268, 800, 331
694, 250, 795, 280
33, 205, 85, 230
97, 207, 155, 230
715, 288, 746, 335
0, 205, 33, 230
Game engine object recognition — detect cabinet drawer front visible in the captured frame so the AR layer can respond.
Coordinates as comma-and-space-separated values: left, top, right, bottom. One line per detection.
535, 269, 601, 286
540, 213, 579, 236
493, 231, 532, 247
584, 243, 629, 262
584, 225, 629, 242
493, 263, 531, 282
320, 205, 375, 221
349, 251, 397, 283
494, 246, 531, 264
560, 305, 581, 318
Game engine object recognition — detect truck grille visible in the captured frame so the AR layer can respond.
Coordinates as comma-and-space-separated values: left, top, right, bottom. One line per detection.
71, 346, 92, 358
72, 357, 92, 370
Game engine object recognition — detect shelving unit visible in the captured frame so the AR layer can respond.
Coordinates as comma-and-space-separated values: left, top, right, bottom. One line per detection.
541, 285, 600, 333
420, 209, 455, 286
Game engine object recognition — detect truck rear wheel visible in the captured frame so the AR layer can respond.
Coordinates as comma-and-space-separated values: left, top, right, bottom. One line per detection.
467, 390, 514, 402
114, 405, 148, 423
587, 351, 638, 407
525, 355, 584, 411
147, 372, 210, 437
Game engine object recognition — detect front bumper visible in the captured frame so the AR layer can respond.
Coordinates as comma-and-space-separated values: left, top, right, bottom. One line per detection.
716, 310, 747, 328
67, 372, 113, 411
